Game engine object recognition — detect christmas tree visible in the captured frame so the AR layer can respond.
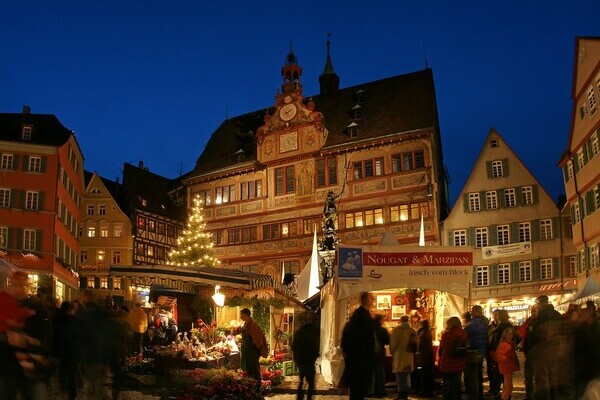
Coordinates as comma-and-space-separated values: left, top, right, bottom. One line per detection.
167, 195, 220, 267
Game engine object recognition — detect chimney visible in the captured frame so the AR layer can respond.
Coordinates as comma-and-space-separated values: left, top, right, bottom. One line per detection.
138, 161, 144, 169
22, 105, 31, 114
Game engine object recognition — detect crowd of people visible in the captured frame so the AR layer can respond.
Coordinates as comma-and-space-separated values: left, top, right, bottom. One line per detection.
0, 271, 178, 400
340, 291, 600, 400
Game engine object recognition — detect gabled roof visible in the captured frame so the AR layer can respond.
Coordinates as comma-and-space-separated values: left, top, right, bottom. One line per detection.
121, 162, 185, 220
190, 68, 438, 176
84, 170, 123, 201
0, 111, 73, 146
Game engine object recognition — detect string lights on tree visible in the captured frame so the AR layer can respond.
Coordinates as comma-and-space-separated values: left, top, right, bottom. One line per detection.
166, 195, 220, 268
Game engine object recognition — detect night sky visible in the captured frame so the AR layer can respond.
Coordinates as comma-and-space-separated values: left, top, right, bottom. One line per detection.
2, 1, 600, 206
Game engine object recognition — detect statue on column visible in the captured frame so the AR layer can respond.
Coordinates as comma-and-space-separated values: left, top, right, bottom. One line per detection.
320, 190, 341, 252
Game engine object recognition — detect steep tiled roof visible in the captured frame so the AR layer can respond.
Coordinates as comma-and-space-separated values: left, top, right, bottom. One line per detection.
0, 112, 73, 146
190, 68, 438, 175
84, 170, 123, 201
121, 162, 185, 220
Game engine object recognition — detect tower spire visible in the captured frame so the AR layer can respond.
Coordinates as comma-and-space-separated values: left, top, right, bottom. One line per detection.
319, 32, 340, 95
281, 44, 302, 94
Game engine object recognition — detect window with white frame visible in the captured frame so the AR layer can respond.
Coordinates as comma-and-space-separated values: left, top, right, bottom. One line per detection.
579, 249, 587, 273
504, 188, 516, 207
23, 229, 36, 251
100, 277, 108, 289
475, 227, 488, 248
476, 266, 489, 286
569, 256, 577, 277
519, 261, 532, 282
0, 226, 7, 248
98, 204, 106, 215
353, 157, 384, 179
25, 191, 39, 210
22, 126, 32, 140
497, 225, 510, 245
591, 245, 600, 269
240, 179, 263, 200
486, 191, 498, 210
521, 186, 533, 205
519, 222, 531, 242
498, 263, 511, 284
100, 227, 109, 238
28, 157, 41, 172
454, 230, 467, 246
87, 278, 95, 289
112, 277, 122, 290
0, 154, 13, 170
540, 219, 553, 240
492, 160, 504, 178
87, 227, 96, 238
468, 193, 481, 212
567, 161, 574, 180
114, 224, 123, 238
540, 258, 553, 280
0, 189, 10, 208
595, 186, 600, 210
574, 203, 581, 223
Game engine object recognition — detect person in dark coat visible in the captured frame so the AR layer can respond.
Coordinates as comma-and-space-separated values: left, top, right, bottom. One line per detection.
292, 321, 320, 400
464, 305, 488, 400
373, 314, 390, 398
341, 292, 376, 400
417, 319, 435, 397
53, 301, 79, 400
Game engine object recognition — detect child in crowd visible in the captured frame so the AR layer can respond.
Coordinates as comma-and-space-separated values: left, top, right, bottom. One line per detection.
495, 327, 520, 400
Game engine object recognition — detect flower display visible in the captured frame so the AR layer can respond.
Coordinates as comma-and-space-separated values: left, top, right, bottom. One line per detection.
168, 368, 263, 400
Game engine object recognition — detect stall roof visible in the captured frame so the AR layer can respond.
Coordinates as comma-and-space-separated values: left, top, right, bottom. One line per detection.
563, 277, 600, 304
109, 265, 274, 291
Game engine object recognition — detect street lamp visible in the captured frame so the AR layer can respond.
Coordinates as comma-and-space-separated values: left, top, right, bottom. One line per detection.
212, 285, 225, 326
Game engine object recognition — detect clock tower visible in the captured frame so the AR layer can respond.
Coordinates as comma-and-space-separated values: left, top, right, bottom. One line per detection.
256, 47, 327, 164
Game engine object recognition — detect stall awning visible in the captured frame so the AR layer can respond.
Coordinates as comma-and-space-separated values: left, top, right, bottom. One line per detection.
109, 265, 275, 291
562, 277, 600, 304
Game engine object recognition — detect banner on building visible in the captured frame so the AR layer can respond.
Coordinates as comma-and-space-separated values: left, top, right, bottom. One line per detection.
481, 242, 532, 260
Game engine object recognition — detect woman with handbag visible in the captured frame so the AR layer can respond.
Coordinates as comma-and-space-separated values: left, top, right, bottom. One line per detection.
390, 315, 417, 400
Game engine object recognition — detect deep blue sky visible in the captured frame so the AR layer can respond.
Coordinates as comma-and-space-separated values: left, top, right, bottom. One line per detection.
2, 1, 600, 206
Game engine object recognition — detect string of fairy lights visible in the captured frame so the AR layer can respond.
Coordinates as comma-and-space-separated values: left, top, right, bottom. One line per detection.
166, 195, 220, 268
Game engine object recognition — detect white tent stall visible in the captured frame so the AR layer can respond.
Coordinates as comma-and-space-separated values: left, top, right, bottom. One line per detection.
319, 244, 473, 385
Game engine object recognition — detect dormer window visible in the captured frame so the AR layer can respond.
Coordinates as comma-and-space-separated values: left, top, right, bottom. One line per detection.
490, 138, 499, 148
235, 148, 246, 162
354, 89, 365, 105
347, 122, 359, 138
22, 126, 32, 140
352, 104, 362, 120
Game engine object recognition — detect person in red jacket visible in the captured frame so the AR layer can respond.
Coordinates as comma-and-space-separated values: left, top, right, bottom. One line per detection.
495, 327, 520, 400
438, 316, 468, 400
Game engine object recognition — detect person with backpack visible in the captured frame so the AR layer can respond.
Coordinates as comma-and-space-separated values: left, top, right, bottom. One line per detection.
439, 316, 468, 400
240, 308, 267, 387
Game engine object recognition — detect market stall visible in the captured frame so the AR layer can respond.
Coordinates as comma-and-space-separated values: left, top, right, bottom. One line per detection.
319, 244, 474, 386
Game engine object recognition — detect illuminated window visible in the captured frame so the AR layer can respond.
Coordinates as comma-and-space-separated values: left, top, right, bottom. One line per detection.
390, 202, 429, 222
112, 277, 122, 290
137, 217, 146, 229
113, 224, 123, 237
97, 250, 105, 263
100, 227, 109, 238
87, 227, 96, 238
198, 189, 211, 206
240, 180, 263, 199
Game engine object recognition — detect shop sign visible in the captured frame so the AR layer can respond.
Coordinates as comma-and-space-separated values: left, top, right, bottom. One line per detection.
482, 242, 532, 260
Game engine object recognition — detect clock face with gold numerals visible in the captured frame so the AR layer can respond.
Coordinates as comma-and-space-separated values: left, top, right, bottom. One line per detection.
279, 104, 297, 121
279, 131, 298, 153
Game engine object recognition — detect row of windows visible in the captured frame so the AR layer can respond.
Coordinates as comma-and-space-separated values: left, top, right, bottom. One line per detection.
571, 184, 600, 224
0, 154, 47, 173
136, 216, 177, 237
196, 150, 427, 204
87, 203, 107, 215
564, 130, 600, 182
59, 166, 81, 207
80, 276, 123, 290
578, 77, 600, 120
214, 202, 430, 245
0, 227, 40, 251
465, 186, 537, 213
80, 249, 122, 265
135, 243, 166, 260
57, 199, 78, 237
475, 258, 556, 286
0, 189, 43, 210
56, 237, 77, 270
451, 219, 555, 247
67, 146, 80, 174
576, 243, 600, 273
82, 223, 124, 239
